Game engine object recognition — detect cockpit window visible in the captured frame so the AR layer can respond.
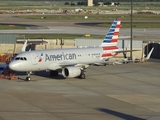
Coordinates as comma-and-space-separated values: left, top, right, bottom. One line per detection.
15, 57, 27, 61
15, 57, 20, 60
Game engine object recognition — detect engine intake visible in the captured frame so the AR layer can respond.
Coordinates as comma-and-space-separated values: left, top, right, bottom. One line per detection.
62, 67, 81, 78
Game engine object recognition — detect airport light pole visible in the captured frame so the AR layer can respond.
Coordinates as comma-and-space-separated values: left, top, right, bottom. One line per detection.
130, 0, 133, 59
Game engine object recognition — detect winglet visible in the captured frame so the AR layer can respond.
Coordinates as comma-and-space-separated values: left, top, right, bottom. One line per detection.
21, 40, 27, 52
145, 47, 154, 60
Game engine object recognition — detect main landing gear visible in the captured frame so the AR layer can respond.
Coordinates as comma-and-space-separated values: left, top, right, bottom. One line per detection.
79, 70, 86, 79
25, 70, 85, 80
79, 73, 85, 79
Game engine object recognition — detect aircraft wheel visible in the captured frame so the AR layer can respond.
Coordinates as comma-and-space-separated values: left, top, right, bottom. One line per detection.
26, 77, 31, 81
79, 73, 86, 79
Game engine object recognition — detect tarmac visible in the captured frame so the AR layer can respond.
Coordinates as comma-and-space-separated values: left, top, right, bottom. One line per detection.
0, 13, 160, 120
0, 59, 160, 120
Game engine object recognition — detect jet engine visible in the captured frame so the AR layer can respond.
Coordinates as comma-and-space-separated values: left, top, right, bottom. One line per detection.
62, 67, 81, 78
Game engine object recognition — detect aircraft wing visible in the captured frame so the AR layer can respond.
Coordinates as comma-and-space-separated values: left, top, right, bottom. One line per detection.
116, 49, 140, 53
94, 59, 136, 66
60, 62, 90, 69
102, 47, 154, 65
48, 62, 90, 70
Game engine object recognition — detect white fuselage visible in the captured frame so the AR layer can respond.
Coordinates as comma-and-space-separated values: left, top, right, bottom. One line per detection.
9, 47, 106, 72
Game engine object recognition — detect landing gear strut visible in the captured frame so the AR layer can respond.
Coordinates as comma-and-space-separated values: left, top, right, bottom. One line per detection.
26, 72, 31, 81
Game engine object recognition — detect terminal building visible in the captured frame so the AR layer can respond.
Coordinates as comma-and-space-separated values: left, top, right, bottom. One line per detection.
88, 0, 93, 6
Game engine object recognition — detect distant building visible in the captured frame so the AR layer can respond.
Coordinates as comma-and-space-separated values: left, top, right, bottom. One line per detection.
88, 0, 93, 6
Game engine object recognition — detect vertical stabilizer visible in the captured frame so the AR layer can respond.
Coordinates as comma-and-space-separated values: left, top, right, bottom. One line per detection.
100, 18, 121, 47
21, 40, 27, 52
101, 18, 122, 58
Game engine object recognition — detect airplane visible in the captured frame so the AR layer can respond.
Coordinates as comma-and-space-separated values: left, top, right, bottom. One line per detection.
9, 18, 124, 81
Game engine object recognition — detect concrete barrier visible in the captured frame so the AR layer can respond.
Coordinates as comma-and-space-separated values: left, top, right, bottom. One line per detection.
1, 39, 159, 60
0, 39, 76, 54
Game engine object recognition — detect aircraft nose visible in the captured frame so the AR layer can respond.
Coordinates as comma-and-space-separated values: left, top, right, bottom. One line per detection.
9, 62, 18, 71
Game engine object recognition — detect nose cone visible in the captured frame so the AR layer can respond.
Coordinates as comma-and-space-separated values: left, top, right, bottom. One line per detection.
9, 62, 19, 71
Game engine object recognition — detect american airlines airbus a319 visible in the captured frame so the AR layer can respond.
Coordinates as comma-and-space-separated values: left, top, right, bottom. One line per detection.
9, 18, 123, 81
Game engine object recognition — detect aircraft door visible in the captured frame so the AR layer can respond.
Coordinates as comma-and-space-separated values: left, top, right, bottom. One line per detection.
31, 53, 39, 65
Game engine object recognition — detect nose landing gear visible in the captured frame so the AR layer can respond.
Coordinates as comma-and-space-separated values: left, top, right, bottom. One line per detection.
25, 72, 31, 81
26, 76, 31, 81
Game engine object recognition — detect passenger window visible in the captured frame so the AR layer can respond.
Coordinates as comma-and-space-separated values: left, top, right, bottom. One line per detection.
20, 57, 23, 60
24, 57, 27, 60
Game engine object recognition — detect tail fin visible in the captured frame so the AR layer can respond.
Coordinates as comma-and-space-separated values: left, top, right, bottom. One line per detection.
100, 18, 121, 47
21, 40, 27, 52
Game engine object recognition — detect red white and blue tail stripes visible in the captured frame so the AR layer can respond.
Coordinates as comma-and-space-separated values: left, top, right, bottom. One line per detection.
101, 18, 121, 58
101, 18, 121, 47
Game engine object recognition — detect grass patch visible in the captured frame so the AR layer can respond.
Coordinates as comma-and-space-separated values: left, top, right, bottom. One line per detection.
17, 34, 104, 39
0, 25, 25, 29
98, 22, 160, 28
19, 14, 160, 21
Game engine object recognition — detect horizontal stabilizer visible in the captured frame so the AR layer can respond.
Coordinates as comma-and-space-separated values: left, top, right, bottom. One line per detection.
116, 49, 140, 53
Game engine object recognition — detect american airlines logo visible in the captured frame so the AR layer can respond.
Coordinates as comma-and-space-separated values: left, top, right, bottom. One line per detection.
45, 52, 77, 61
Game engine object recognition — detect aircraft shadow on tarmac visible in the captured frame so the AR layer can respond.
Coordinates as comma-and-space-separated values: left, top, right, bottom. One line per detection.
16, 68, 87, 81
16, 70, 66, 81
97, 108, 145, 120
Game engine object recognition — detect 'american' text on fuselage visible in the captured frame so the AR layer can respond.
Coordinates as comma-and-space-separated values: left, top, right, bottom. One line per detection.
45, 52, 76, 61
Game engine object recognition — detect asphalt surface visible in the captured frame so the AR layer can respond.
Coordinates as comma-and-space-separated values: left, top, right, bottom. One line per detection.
0, 14, 160, 120
0, 60, 160, 120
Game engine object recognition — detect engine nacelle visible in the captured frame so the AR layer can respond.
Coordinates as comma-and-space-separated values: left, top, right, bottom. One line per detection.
62, 67, 81, 78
